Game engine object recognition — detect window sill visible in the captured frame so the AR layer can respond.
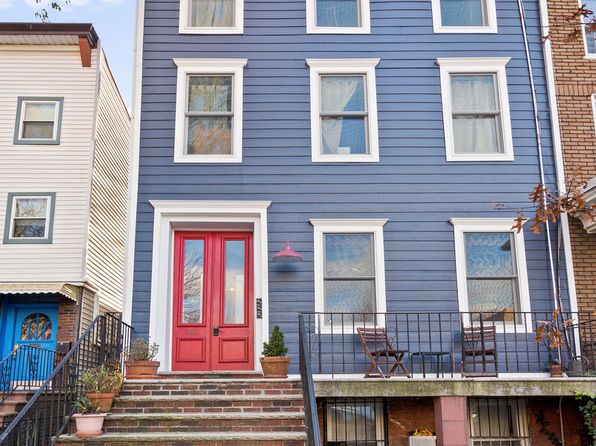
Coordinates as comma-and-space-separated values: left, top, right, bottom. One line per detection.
3, 237, 52, 245
312, 154, 380, 163
446, 153, 514, 162
13, 139, 60, 145
306, 26, 371, 34
174, 154, 243, 164
433, 26, 498, 34
178, 26, 243, 34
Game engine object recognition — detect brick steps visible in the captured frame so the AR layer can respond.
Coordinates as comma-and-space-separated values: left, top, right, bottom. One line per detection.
103, 412, 306, 433
55, 431, 307, 445
0, 392, 34, 426
56, 376, 307, 444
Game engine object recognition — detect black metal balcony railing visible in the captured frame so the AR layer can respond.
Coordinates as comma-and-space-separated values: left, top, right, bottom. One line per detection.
0, 346, 64, 404
0, 313, 133, 445
300, 311, 596, 378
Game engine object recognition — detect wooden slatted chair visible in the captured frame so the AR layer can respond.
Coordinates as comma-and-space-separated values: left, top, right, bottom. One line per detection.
357, 327, 410, 378
461, 325, 498, 377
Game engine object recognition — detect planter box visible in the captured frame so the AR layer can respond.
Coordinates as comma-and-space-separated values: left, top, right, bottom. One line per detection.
408, 437, 437, 446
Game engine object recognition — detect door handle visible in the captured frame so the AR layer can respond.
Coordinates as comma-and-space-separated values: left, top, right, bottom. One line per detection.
213, 325, 220, 337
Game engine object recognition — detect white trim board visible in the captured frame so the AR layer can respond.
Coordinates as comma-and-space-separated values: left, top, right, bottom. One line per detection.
148, 200, 271, 372
437, 57, 514, 162
310, 218, 388, 333
306, 59, 381, 163
306, 0, 371, 34
173, 58, 247, 164
431, 0, 498, 34
450, 218, 532, 333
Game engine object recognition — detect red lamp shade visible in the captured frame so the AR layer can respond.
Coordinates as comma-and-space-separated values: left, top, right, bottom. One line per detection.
272, 241, 303, 263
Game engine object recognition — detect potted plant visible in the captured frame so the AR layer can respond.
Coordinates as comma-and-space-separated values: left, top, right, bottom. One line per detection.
72, 397, 107, 437
260, 325, 290, 378
81, 365, 122, 412
408, 428, 436, 446
534, 310, 572, 378
124, 338, 160, 379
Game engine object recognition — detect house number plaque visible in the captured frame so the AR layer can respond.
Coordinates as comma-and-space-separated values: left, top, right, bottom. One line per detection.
256, 298, 262, 319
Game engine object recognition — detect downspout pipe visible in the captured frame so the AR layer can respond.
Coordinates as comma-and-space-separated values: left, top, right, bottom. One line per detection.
516, 0, 560, 314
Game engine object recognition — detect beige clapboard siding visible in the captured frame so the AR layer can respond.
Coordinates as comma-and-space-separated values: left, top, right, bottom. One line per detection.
85, 50, 131, 312
0, 47, 98, 282
80, 287, 96, 335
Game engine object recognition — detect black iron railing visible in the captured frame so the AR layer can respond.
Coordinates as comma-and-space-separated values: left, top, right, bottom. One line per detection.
1, 346, 64, 404
299, 314, 322, 446
0, 313, 132, 445
300, 311, 596, 378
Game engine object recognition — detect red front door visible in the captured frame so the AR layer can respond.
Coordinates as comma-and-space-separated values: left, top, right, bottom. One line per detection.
172, 231, 254, 371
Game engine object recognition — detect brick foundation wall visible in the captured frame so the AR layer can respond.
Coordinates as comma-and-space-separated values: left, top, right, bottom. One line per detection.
387, 398, 436, 446
547, 0, 596, 310
528, 397, 588, 445
57, 297, 79, 345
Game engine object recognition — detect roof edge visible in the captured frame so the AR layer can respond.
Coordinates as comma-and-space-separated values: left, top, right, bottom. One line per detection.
0, 22, 98, 48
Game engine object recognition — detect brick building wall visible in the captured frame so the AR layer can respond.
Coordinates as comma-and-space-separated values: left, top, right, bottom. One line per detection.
547, 0, 596, 312
57, 297, 80, 346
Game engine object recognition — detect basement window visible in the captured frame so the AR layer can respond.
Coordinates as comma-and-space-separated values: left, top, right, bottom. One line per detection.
323, 398, 387, 445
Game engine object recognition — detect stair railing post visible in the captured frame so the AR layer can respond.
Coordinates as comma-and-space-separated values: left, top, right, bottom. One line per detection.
299, 314, 322, 446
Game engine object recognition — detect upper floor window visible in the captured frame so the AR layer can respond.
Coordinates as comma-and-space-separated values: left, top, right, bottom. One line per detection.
583, 0, 596, 57
451, 218, 531, 330
311, 219, 387, 330
438, 58, 514, 161
14, 97, 63, 145
307, 59, 380, 162
179, 0, 243, 34
432, 0, 497, 33
173, 59, 247, 163
306, 0, 371, 34
3, 193, 56, 244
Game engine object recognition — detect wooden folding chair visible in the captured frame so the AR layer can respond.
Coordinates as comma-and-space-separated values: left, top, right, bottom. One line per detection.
357, 327, 410, 378
461, 325, 498, 377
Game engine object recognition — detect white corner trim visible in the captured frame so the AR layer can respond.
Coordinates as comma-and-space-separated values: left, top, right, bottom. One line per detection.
451, 218, 532, 332
173, 58, 247, 164
306, 0, 371, 34
431, 0, 498, 34
592, 94, 596, 135
148, 200, 271, 372
122, 0, 146, 325
307, 59, 381, 163
437, 57, 514, 162
178, 0, 244, 34
311, 218, 388, 333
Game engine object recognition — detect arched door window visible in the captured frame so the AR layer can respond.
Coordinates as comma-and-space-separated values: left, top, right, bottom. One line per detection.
20, 313, 52, 341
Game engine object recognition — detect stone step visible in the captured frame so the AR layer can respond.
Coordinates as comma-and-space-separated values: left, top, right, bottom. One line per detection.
110, 394, 304, 414
157, 371, 265, 380
56, 431, 307, 445
121, 379, 302, 397
103, 412, 306, 433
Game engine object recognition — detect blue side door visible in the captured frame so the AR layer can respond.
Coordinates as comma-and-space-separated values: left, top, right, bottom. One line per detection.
7, 305, 59, 382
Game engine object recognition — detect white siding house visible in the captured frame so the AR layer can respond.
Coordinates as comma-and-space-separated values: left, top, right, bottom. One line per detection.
0, 23, 130, 354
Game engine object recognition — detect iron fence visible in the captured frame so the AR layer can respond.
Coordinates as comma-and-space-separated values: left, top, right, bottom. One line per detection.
0, 313, 132, 445
300, 311, 596, 378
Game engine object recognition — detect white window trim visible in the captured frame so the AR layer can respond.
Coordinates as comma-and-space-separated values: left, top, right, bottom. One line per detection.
438, 57, 514, 162
9, 195, 52, 241
18, 100, 61, 142
431, 0, 497, 34
179, 0, 244, 34
592, 94, 596, 135
307, 59, 380, 163
306, 0, 371, 34
451, 218, 532, 333
173, 58, 247, 163
580, 0, 596, 59
311, 219, 388, 333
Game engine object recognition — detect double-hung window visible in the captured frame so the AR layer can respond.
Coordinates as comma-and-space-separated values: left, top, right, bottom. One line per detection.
179, 0, 243, 34
324, 398, 387, 445
312, 219, 387, 330
452, 219, 531, 329
438, 58, 514, 161
174, 59, 246, 163
3, 193, 56, 244
14, 97, 63, 145
431, 0, 497, 33
307, 59, 380, 162
306, 0, 371, 33
469, 398, 530, 445
583, 0, 596, 57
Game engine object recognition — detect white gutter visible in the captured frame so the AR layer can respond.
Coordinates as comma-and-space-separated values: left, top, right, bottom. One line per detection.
537, 0, 579, 317
122, 0, 145, 325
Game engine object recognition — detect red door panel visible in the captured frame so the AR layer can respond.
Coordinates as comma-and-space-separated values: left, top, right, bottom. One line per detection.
172, 232, 253, 371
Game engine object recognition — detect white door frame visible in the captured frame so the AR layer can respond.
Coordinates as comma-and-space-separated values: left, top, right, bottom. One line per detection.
148, 200, 271, 372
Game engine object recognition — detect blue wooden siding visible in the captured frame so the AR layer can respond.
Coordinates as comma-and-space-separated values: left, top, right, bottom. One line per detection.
132, 0, 568, 367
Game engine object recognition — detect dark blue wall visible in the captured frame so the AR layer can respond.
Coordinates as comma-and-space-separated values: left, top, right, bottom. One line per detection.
132, 0, 568, 366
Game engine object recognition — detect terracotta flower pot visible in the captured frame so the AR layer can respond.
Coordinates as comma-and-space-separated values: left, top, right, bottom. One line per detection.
73, 413, 106, 437
86, 393, 115, 413
549, 362, 564, 378
125, 360, 160, 380
260, 356, 291, 378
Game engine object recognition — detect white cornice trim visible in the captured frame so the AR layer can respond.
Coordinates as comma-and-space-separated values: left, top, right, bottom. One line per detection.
310, 218, 388, 227
449, 217, 521, 227
306, 58, 380, 69
173, 58, 248, 69
150, 200, 272, 212
436, 57, 511, 67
